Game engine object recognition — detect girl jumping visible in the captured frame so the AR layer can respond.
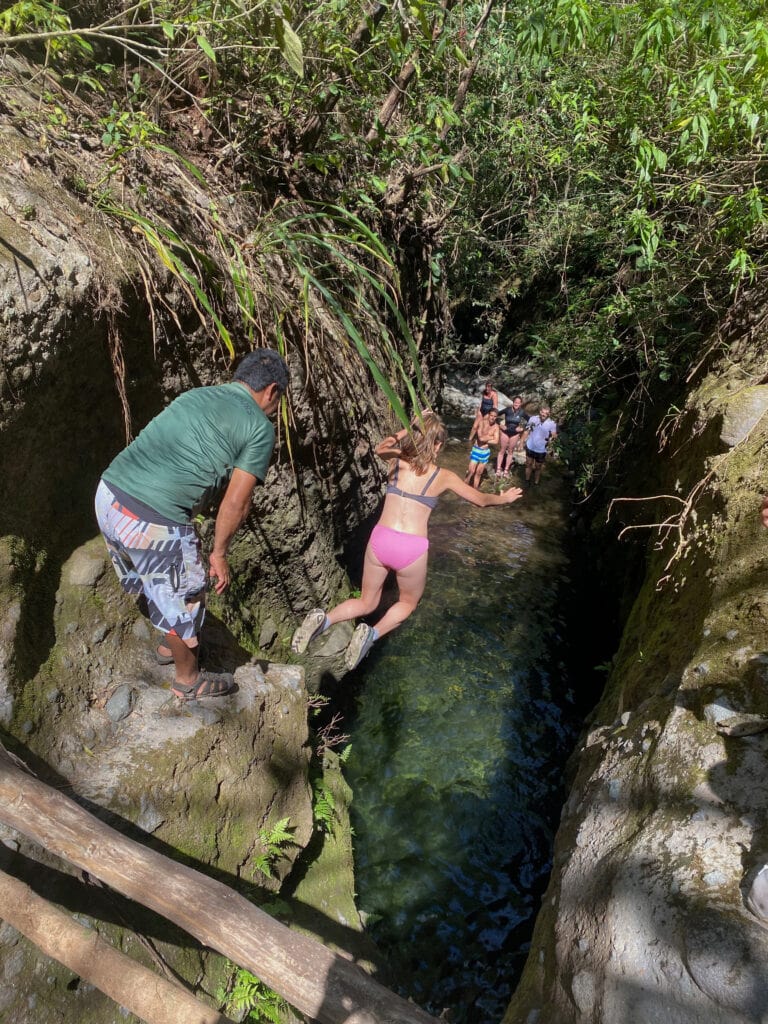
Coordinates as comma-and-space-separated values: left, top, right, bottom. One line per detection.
291, 412, 523, 670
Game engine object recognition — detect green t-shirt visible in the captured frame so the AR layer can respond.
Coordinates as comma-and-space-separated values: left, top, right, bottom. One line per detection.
103, 382, 275, 523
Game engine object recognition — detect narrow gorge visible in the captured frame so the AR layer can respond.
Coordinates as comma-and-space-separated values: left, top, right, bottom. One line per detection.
2, 4, 768, 1023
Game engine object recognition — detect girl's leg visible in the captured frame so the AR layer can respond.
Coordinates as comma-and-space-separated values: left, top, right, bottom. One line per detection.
503, 433, 513, 473
372, 551, 429, 637
496, 432, 510, 474
327, 543, 389, 626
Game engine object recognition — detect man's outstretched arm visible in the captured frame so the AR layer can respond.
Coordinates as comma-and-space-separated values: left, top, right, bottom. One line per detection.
210, 468, 258, 594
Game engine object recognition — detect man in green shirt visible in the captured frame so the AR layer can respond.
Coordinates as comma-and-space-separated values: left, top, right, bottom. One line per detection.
95, 349, 289, 699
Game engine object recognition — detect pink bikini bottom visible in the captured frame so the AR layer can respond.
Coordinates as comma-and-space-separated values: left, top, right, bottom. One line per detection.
369, 524, 429, 571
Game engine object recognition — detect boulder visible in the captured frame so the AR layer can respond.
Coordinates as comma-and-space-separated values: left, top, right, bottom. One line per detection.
0, 537, 320, 1023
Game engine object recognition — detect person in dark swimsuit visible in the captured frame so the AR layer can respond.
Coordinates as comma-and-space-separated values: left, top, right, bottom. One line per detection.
291, 411, 523, 670
496, 396, 528, 478
468, 381, 499, 443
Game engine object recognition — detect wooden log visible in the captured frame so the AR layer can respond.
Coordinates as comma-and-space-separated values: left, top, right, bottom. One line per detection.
0, 745, 438, 1024
0, 867, 233, 1024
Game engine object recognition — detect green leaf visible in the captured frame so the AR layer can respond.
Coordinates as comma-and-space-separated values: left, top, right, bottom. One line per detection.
454, 44, 469, 67
273, 16, 304, 78
152, 144, 207, 184
196, 34, 216, 62
266, 817, 293, 844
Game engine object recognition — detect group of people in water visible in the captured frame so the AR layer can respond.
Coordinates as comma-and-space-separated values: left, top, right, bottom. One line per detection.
96, 349, 553, 689
466, 380, 558, 490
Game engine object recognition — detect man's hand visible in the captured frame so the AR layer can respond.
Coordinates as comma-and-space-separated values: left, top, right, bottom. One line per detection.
761, 496, 768, 528
208, 551, 231, 594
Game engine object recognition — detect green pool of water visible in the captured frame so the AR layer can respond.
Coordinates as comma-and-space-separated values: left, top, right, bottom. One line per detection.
343, 438, 577, 1020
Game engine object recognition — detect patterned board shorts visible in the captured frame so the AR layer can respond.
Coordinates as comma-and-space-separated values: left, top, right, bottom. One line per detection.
95, 479, 206, 640
470, 444, 491, 465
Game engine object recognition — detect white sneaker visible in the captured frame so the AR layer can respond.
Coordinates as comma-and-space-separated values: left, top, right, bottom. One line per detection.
291, 609, 327, 654
747, 864, 768, 922
345, 624, 376, 670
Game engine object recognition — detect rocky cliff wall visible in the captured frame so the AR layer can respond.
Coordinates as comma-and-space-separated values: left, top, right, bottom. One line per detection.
0, 126, 390, 676
0, 55, 433, 1022
504, 301, 768, 1024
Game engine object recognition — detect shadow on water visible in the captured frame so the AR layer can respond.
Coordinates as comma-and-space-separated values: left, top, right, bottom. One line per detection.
339, 434, 581, 1022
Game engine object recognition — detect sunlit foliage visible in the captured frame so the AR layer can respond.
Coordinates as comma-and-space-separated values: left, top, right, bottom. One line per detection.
449, 0, 768, 414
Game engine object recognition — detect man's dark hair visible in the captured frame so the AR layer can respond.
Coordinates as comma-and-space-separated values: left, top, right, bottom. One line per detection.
233, 349, 289, 393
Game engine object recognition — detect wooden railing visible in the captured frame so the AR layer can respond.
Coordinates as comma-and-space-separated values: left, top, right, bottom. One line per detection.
0, 743, 439, 1024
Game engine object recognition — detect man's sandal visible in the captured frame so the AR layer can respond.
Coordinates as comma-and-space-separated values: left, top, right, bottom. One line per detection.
172, 671, 235, 700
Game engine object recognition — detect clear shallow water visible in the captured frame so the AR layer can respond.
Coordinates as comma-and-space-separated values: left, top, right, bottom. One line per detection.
343, 438, 577, 1021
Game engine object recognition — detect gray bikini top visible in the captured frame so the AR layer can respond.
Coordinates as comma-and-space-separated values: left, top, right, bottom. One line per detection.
386, 462, 440, 509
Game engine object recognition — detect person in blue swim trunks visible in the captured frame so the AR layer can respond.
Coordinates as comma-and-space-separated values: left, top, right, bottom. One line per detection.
466, 407, 500, 489
291, 411, 522, 671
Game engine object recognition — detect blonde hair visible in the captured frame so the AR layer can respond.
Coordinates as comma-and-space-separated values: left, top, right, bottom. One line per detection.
399, 412, 447, 474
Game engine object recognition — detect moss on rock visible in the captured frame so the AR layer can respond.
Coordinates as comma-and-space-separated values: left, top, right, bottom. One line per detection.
506, 334, 768, 1024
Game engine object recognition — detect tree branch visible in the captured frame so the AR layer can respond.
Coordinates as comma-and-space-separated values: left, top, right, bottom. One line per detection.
0, 743, 439, 1024
0, 867, 234, 1024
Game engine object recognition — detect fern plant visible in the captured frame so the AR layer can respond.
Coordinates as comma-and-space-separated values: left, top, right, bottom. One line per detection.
222, 964, 290, 1023
311, 776, 337, 835
251, 817, 294, 880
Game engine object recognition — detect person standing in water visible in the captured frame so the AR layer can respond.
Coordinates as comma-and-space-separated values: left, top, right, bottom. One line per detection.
292, 412, 523, 670
468, 381, 499, 443
496, 396, 528, 478
466, 407, 500, 489
524, 405, 557, 485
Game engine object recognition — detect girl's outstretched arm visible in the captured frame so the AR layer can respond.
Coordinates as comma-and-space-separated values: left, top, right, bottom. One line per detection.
438, 469, 523, 507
